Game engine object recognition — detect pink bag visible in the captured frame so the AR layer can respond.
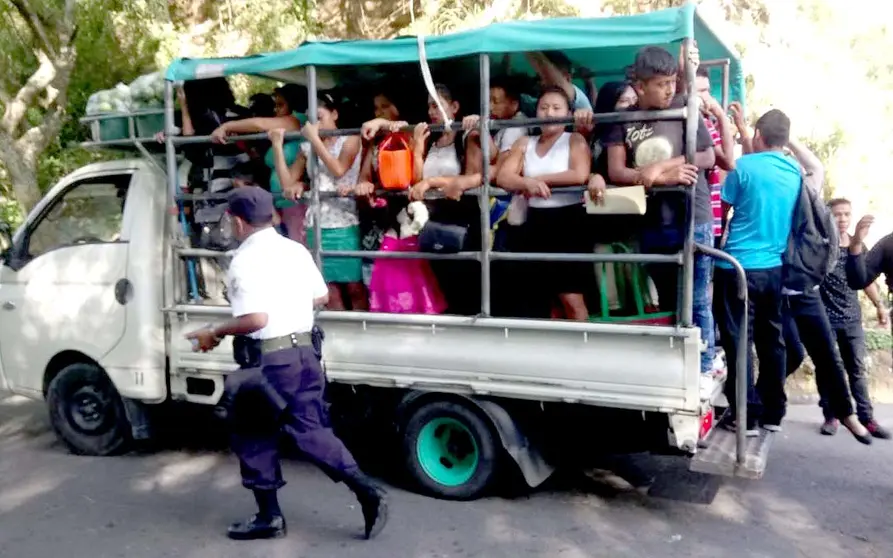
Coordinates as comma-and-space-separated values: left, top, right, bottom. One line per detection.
368, 235, 446, 314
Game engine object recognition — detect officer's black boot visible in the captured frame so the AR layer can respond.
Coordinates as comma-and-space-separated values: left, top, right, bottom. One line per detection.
226, 490, 287, 540
342, 470, 388, 539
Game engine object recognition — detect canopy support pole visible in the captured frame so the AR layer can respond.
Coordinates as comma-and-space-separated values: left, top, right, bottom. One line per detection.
680, 38, 697, 329
307, 65, 323, 269
479, 53, 492, 317
164, 81, 179, 205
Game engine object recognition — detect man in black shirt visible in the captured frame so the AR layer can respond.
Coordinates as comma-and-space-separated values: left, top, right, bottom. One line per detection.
603, 46, 716, 376
818, 199, 890, 438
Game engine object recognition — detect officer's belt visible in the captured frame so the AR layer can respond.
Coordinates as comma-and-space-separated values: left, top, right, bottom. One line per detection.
260, 332, 313, 354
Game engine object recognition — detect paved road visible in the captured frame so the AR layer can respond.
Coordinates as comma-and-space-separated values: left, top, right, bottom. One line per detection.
0, 393, 890, 558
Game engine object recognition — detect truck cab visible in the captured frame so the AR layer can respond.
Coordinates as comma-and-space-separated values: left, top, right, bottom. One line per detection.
0, 160, 167, 453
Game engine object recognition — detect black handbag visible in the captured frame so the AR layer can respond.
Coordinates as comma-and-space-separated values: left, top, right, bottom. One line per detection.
419, 221, 468, 254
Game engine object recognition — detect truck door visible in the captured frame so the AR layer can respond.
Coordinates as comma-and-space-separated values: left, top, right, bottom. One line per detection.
0, 173, 133, 395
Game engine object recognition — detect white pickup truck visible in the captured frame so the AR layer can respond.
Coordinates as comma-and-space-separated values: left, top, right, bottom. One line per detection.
0, 155, 765, 499
0, 7, 771, 500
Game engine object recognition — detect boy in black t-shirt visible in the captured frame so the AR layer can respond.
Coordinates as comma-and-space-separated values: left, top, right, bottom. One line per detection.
604, 46, 717, 375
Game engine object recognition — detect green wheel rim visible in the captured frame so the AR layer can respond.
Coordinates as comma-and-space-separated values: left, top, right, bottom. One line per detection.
416, 417, 480, 487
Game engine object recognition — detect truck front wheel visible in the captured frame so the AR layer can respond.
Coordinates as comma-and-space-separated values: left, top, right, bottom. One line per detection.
47, 363, 130, 456
403, 400, 498, 500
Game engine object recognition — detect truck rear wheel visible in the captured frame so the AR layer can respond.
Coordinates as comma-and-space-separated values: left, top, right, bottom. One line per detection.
47, 363, 130, 456
403, 400, 497, 500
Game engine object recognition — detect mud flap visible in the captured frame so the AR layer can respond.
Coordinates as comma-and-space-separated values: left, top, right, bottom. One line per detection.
121, 397, 152, 441
473, 400, 555, 488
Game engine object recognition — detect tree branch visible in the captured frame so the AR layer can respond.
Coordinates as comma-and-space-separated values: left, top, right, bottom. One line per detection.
1, 50, 57, 136
8, 0, 58, 57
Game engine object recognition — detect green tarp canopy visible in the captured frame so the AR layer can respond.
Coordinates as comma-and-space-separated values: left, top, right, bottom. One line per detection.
165, 2, 744, 105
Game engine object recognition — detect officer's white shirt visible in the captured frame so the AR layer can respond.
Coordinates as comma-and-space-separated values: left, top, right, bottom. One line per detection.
227, 227, 327, 339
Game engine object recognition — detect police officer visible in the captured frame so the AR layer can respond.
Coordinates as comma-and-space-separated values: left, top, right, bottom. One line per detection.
187, 186, 387, 541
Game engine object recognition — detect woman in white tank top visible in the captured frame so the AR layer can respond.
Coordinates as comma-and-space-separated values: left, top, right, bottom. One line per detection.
496, 87, 594, 321
403, 84, 489, 316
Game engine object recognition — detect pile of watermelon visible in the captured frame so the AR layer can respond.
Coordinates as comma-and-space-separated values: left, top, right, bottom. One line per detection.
85, 72, 167, 115
85, 83, 132, 115
129, 72, 166, 111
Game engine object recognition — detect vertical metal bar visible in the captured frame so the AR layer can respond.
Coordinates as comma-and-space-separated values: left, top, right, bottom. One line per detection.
164, 80, 187, 303
163, 81, 179, 204
721, 62, 730, 112
479, 53, 492, 316
680, 37, 697, 328
696, 243, 749, 467
736, 274, 748, 465
307, 66, 322, 269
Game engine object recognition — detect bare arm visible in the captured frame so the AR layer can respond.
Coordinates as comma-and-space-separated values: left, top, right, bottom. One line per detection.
694, 148, 716, 170
496, 137, 530, 192
866, 282, 884, 308
411, 124, 431, 185
463, 132, 498, 177
358, 145, 374, 183
221, 115, 301, 135
270, 139, 307, 190
178, 89, 195, 136
729, 102, 753, 155
707, 103, 735, 171
526, 52, 576, 105
788, 138, 824, 196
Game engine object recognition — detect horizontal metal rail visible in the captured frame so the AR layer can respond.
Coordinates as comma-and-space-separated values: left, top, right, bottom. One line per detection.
169, 108, 687, 146
79, 109, 166, 123
490, 251, 683, 264
175, 185, 580, 201
165, 304, 693, 338
698, 58, 731, 69
175, 184, 691, 202
321, 250, 480, 261
175, 246, 682, 265
81, 137, 164, 148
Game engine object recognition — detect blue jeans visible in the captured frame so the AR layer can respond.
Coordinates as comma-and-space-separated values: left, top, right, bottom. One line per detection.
694, 223, 715, 373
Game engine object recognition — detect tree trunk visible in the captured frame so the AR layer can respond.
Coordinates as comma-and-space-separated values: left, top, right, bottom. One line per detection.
0, 133, 40, 214
0, 0, 77, 216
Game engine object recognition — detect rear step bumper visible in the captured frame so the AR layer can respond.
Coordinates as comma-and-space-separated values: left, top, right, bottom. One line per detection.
689, 426, 775, 479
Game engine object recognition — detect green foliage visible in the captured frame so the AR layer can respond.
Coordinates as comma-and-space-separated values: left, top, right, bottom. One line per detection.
2, 0, 893, 228
865, 329, 892, 352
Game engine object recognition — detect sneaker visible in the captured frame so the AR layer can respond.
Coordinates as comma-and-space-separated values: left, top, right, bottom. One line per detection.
762, 423, 782, 433
820, 419, 839, 436
864, 420, 892, 440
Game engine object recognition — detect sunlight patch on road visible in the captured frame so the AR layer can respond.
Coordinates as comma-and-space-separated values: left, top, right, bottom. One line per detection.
702, 486, 752, 524
132, 454, 222, 492
0, 474, 68, 514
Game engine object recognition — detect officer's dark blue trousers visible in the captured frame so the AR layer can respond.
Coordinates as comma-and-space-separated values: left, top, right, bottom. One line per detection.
230, 345, 358, 490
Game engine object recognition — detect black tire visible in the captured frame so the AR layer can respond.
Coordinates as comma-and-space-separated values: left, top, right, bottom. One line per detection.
402, 400, 498, 500
47, 363, 130, 456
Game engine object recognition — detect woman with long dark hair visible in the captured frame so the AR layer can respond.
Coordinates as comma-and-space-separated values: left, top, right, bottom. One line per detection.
269, 94, 366, 310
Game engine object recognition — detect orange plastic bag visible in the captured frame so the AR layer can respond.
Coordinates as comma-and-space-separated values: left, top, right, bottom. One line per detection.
377, 133, 413, 190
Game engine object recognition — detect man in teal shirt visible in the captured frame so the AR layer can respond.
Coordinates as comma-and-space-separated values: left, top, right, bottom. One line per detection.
715, 109, 799, 435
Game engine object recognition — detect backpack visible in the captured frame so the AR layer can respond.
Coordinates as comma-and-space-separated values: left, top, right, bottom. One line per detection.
782, 177, 839, 292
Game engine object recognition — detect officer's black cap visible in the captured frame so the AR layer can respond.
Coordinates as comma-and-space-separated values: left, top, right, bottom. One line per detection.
227, 186, 274, 225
